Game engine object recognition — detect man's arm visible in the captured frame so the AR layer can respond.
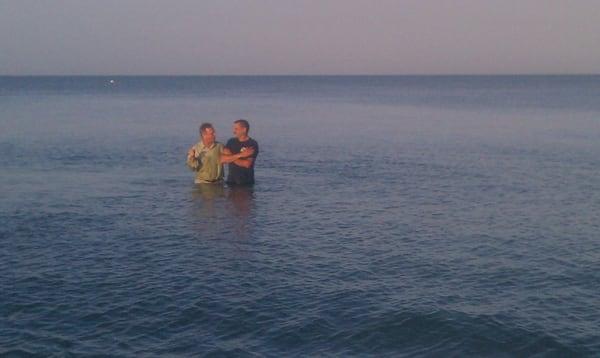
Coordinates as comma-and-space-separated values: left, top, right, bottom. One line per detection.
220, 147, 255, 164
231, 143, 258, 168
234, 142, 258, 168
186, 147, 200, 170
232, 157, 254, 168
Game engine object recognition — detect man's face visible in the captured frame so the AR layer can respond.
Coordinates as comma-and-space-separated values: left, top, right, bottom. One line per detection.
232, 123, 247, 138
201, 127, 216, 145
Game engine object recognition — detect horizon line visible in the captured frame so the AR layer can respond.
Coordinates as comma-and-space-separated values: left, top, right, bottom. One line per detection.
1, 73, 599, 77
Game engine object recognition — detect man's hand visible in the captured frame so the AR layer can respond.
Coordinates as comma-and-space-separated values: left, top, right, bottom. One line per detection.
187, 147, 196, 158
238, 146, 255, 158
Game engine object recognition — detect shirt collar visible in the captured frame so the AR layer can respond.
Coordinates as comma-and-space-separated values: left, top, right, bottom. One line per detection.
199, 141, 216, 150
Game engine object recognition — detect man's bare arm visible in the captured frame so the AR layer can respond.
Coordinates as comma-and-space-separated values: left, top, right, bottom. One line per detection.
220, 147, 255, 164
233, 157, 255, 168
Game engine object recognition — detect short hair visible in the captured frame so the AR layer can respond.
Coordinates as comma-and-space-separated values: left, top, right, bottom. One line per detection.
234, 119, 250, 133
199, 122, 214, 134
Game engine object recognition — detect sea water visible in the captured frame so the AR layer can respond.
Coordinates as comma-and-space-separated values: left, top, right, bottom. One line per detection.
1, 76, 599, 356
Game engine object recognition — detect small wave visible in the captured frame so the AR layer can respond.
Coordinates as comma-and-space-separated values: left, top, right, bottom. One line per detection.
309, 309, 582, 356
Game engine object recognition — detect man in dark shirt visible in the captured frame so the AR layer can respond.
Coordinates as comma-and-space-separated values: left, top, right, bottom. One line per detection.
224, 119, 259, 185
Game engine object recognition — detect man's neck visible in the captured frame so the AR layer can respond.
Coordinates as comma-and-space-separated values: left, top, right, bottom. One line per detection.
202, 140, 214, 148
237, 135, 249, 142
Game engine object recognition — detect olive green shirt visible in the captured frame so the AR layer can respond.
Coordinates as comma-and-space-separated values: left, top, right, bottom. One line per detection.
186, 141, 224, 183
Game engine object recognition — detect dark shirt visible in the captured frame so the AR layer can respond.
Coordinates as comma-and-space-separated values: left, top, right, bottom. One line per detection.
225, 137, 259, 185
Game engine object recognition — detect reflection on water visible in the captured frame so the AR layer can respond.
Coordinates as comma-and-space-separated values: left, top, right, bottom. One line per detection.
227, 186, 254, 218
227, 186, 255, 239
190, 183, 225, 219
193, 182, 226, 201
190, 184, 255, 240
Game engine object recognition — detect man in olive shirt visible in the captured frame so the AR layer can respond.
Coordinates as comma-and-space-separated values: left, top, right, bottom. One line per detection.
224, 119, 259, 185
187, 123, 254, 184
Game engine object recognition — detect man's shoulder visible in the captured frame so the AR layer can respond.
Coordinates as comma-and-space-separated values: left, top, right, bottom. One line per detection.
225, 138, 237, 147
247, 138, 259, 152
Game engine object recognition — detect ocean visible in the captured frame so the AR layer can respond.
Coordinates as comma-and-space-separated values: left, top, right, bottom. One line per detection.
1, 76, 599, 356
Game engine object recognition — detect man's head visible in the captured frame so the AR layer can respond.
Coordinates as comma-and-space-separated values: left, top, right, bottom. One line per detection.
199, 122, 216, 146
233, 119, 250, 139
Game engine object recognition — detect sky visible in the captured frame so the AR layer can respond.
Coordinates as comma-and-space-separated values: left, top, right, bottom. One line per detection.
1, 0, 599, 75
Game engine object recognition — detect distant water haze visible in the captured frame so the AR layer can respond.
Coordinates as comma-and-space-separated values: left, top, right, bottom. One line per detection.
1, 0, 600, 75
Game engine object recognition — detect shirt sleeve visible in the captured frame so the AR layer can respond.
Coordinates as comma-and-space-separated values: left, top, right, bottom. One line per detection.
249, 140, 259, 159
225, 138, 235, 152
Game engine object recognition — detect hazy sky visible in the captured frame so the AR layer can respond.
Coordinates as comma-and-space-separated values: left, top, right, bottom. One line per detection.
1, 0, 599, 75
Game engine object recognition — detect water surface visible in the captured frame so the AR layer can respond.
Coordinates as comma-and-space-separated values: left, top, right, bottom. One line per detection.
1, 76, 599, 356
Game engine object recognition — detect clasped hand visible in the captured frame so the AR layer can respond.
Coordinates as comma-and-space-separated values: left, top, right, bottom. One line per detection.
238, 146, 255, 158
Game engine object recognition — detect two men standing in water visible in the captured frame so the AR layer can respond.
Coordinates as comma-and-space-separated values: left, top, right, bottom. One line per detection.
186, 119, 259, 185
